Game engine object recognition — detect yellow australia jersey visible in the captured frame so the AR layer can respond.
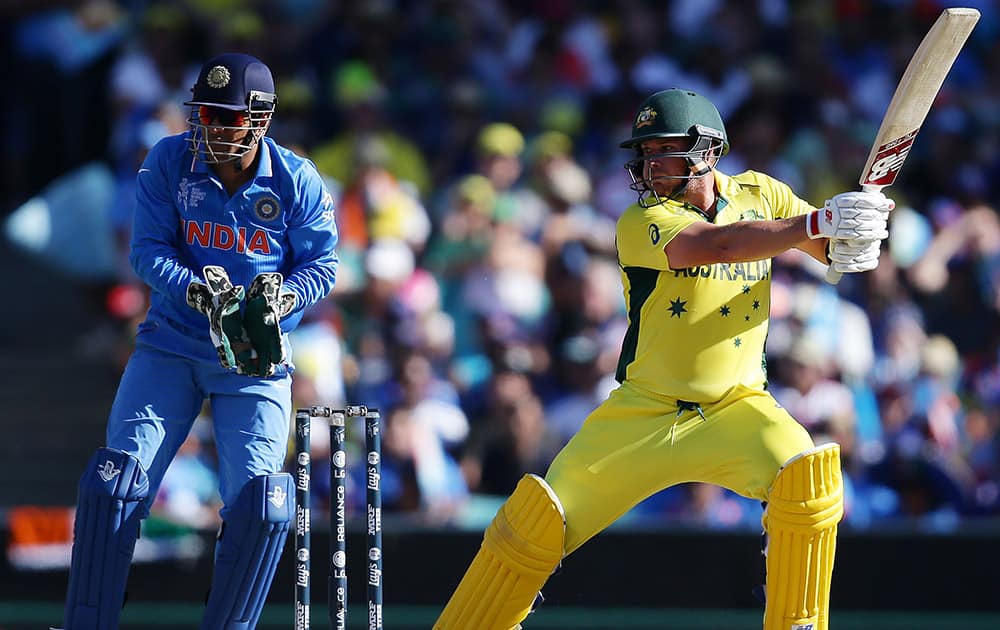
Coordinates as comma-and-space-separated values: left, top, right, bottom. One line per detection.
614, 170, 817, 402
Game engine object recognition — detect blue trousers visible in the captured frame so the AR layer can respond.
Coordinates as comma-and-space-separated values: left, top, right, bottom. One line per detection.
106, 342, 292, 516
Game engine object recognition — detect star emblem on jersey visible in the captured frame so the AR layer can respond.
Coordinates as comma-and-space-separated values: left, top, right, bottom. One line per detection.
742, 284, 751, 294
668, 297, 688, 318
753, 299, 760, 310
720, 305, 730, 317
97, 460, 122, 483
207, 65, 231, 88
268, 484, 287, 508
734, 337, 742, 348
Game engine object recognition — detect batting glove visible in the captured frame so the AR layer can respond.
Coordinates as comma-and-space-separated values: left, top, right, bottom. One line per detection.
828, 238, 884, 274
186, 266, 253, 370
806, 191, 893, 240
241, 272, 297, 377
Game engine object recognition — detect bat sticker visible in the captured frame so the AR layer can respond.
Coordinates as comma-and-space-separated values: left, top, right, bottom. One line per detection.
863, 130, 918, 186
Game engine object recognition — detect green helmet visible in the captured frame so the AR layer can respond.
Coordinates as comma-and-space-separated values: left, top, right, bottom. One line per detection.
621, 89, 729, 207
620, 88, 729, 154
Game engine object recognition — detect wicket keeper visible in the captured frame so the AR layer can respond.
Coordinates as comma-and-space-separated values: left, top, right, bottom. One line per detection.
434, 89, 891, 630
61, 53, 338, 629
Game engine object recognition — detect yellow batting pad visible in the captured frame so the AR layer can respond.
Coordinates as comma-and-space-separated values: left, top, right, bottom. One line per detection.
763, 443, 844, 630
434, 474, 566, 630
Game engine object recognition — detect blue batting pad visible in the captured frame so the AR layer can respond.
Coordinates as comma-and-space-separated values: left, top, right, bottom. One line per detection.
64, 447, 149, 630
202, 473, 294, 630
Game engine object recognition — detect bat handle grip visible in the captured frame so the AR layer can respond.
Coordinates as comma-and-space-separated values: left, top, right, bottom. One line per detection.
824, 184, 886, 285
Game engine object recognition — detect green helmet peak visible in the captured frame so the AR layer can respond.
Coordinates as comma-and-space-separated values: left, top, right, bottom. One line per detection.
620, 89, 729, 155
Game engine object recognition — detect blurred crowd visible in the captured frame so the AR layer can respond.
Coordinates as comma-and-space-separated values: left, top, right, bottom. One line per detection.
4, 0, 1000, 534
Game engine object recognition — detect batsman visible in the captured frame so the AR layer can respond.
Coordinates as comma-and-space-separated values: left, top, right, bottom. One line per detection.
435, 89, 892, 630
61, 53, 338, 629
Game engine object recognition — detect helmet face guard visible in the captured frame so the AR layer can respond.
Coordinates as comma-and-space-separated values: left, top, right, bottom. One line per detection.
183, 53, 278, 165
624, 125, 726, 208
186, 90, 275, 164
620, 89, 729, 207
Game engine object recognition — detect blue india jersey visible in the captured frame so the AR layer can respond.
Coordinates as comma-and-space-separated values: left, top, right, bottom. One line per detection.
130, 132, 338, 362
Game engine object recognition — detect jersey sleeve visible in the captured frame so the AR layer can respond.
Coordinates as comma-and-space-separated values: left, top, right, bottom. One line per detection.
128, 140, 198, 305
280, 160, 339, 318
616, 204, 699, 271
753, 171, 817, 219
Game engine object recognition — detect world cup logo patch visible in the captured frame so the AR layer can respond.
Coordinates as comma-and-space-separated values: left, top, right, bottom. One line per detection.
254, 195, 281, 221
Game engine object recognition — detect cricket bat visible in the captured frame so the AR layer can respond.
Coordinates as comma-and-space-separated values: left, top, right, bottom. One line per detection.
826, 7, 980, 284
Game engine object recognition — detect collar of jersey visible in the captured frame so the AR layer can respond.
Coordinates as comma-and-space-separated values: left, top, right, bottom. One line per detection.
190, 136, 274, 179
712, 169, 740, 201
657, 169, 731, 220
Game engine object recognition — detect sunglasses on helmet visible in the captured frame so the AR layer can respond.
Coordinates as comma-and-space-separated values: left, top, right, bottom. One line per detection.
198, 106, 247, 127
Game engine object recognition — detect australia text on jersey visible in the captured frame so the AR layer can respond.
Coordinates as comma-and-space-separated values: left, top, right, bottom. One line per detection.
673, 259, 770, 282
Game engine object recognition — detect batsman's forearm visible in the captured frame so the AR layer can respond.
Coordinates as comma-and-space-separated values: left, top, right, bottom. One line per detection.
687, 215, 815, 264
797, 235, 832, 264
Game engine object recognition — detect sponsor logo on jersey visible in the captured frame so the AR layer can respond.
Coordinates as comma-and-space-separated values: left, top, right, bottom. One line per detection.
649, 223, 661, 244
320, 190, 335, 223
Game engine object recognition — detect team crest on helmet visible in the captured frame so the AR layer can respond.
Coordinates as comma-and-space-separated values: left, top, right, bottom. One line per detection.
206, 65, 231, 88
635, 106, 658, 128
254, 194, 281, 221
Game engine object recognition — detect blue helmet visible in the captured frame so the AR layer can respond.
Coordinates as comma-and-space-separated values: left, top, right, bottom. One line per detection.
184, 53, 278, 164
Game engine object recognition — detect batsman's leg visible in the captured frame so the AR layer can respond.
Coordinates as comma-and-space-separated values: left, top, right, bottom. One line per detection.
63, 448, 149, 630
433, 474, 565, 630
201, 473, 294, 630
762, 443, 844, 630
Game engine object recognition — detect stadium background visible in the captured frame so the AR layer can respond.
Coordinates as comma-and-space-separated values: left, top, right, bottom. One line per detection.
1, 1, 999, 628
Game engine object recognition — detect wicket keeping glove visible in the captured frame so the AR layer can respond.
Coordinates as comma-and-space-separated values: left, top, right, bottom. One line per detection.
806, 191, 893, 241
241, 272, 297, 377
828, 238, 884, 273
186, 266, 253, 370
